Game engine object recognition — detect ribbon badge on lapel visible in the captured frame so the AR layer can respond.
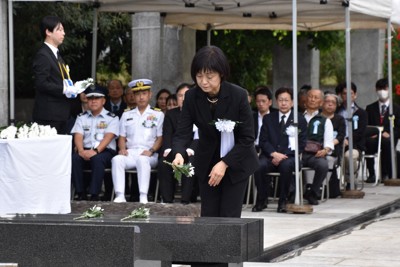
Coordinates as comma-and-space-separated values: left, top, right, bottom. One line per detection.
353, 115, 359, 130
312, 120, 321, 134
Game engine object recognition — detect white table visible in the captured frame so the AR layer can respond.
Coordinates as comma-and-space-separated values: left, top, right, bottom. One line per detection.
0, 135, 72, 214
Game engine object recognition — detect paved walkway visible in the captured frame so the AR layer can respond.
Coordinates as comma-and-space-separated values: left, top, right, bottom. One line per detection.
241, 183, 400, 266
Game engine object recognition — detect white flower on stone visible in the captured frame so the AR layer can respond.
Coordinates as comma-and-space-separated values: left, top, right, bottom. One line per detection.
214, 119, 237, 133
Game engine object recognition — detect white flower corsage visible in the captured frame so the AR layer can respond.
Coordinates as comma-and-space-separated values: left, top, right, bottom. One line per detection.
213, 119, 238, 133
210, 119, 240, 157
285, 125, 296, 151
142, 115, 158, 128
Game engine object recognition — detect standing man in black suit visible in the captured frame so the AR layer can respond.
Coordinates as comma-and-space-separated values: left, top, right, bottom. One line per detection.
32, 16, 71, 134
172, 46, 259, 218
255, 87, 307, 213
158, 83, 198, 204
365, 78, 400, 182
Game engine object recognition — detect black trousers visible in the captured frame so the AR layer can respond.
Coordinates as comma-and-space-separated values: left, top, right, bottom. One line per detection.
71, 149, 116, 195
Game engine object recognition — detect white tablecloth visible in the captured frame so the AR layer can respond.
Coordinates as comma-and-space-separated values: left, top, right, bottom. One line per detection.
0, 135, 72, 215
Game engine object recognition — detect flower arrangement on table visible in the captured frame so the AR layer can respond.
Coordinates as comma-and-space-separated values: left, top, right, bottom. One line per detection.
142, 115, 158, 128
121, 207, 150, 221
210, 118, 240, 157
0, 122, 57, 139
163, 160, 195, 181
73, 205, 104, 220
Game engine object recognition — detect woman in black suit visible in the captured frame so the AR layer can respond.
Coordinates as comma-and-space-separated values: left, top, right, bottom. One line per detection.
172, 46, 259, 218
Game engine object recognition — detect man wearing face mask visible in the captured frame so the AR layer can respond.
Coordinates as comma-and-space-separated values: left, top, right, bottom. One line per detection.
365, 78, 400, 182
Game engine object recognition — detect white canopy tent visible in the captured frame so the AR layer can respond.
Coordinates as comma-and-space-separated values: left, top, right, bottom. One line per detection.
6, 0, 400, 201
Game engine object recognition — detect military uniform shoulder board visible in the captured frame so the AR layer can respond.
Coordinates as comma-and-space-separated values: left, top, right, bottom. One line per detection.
151, 107, 161, 112
78, 111, 88, 117
124, 107, 131, 112
107, 112, 116, 118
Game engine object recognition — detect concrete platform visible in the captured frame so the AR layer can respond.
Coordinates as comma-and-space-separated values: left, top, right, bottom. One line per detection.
241, 183, 400, 266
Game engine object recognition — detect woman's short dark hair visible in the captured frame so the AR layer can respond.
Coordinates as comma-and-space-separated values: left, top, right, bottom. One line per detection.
156, 88, 171, 99
275, 87, 293, 100
190, 45, 230, 83
40, 16, 63, 40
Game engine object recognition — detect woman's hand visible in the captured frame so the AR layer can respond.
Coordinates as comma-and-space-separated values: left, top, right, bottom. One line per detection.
172, 153, 184, 166
208, 160, 228, 187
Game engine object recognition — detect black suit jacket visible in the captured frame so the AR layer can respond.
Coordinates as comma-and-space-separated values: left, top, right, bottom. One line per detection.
259, 110, 307, 158
173, 81, 259, 184
162, 107, 198, 158
32, 44, 72, 122
366, 101, 400, 140
337, 104, 368, 151
104, 99, 127, 118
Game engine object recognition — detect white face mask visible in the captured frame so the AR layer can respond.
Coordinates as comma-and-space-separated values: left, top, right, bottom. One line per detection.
377, 90, 389, 101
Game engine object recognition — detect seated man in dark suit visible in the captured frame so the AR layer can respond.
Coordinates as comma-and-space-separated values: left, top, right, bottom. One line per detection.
365, 78, 400, 182
254, 87, 307, 213
336, 82, 367, 188
104, 79, 127, 118
302, 88, 335, 205
252, 86, 274, 211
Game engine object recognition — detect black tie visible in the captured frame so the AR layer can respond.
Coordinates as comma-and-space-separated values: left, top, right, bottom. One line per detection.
280, 115, 286, 132
112, 105, 118, 113
381, 104, 387, 116
57, 50, 64, 64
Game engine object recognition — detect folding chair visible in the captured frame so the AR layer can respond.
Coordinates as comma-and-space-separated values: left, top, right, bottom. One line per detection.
361, 125, 383, 186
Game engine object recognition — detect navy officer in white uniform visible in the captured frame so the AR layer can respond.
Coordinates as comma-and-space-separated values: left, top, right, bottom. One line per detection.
112, 79, 164, 204
71, 85, 119, 201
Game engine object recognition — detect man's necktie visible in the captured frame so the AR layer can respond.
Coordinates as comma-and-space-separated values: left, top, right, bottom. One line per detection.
280, 115, 286, 132
57, 50, 64, 64
112, 105, 118, 113
381, 104, 387, 116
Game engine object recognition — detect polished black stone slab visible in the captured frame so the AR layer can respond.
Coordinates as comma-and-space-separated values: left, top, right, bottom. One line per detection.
0, 214, 263, 266
0, 214, 140, 267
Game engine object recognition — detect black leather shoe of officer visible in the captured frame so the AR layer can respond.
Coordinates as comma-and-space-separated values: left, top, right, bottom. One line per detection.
252, 202, 267, 212
90, 194, 100, 201
366, 174, 376, 183
75, 193, 87, 201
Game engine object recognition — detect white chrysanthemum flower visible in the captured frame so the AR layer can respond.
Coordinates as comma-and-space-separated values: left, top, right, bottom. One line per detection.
286, 125, 296, 137
215, 119, 237, 133
1, 126, 17, 139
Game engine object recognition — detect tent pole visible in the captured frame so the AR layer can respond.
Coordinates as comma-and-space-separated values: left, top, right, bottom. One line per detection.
159, 13, 165, 90
8, 0, 14, 125
292, 0, 301, 206
206, 24, 211, 46
345, 6, 355, 190
387, 19, 397, 179
91, 7, 98, 80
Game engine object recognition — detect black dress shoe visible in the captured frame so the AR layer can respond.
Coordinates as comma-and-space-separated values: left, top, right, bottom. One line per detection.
277, 199, 287, 213
304, 192, 318, 205
90, 194, 100, 201
252, 203, 267, 212
366, 175, 376, 183
75, 193, 87, 201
